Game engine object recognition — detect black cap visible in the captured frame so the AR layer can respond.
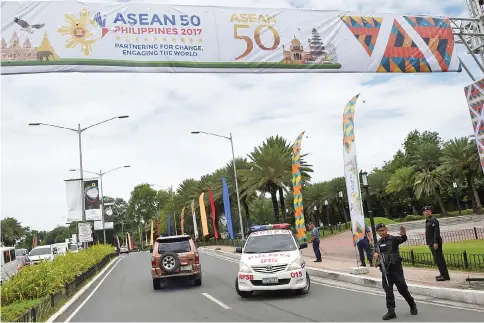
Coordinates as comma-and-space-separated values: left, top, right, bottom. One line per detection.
375, 223, 386, 231
422, 206, 432, 212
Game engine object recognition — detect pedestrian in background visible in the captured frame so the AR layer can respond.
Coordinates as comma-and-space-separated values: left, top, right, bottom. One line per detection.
357, 224, 374, 266
423, 206, 450, 281
374, 223, 417, 320
309, 222, 322, 262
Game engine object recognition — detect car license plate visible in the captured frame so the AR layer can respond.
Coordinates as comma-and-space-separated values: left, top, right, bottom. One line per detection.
180, 265, 192, 271
262, 277, 279, 284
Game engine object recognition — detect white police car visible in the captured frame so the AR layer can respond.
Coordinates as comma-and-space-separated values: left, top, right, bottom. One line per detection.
235, 223, 310, 297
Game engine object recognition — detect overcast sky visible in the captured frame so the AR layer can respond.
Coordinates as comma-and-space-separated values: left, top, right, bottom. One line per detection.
1, 0, 480, 231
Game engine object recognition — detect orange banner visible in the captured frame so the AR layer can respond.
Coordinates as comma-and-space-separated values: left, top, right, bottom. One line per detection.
180, 206, 185, 234
199, 193, 209, 237
149, 220, 154, 246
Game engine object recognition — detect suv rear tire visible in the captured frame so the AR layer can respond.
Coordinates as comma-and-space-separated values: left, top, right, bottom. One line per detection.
152, 278, 161, 290
235, 278, 253, 298
159, 252, 180, 274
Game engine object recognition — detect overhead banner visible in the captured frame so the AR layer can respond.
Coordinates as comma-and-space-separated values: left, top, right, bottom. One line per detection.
65, 179, 82, 222
464, 78, 484, 173
292, 131, 306, 241
342, 94, 366, 244
84, 178, 102, 221
1, 1, 460, 75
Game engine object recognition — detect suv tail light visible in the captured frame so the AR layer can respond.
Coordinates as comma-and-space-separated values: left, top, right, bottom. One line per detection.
151, 256, 157, 267
194, 253, 199, 264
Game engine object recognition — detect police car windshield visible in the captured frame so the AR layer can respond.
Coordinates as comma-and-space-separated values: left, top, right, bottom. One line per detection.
244, 233, 297, 253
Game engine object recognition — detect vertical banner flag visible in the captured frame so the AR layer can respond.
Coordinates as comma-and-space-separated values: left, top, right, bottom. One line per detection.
191, 200, 199, 240
464, 78, 484, 173
221, 177, 235, 240
149, 220, 154, 246
208, 189, 219, 239
168, 213, 171, 236
292, 131, 306, 241
342, 94, 366, 244
65, 179, 82, 222
199, 193, 209, 237
180, 207, 185, 234
127, 232, 132, 250
83, 178, 102, 221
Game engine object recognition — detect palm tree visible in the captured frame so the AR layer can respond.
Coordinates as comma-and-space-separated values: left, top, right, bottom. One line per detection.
413, 141, 442, 171
440, 137, 482, 212
413, 168, 450, 215
386, 167, 418, 214
368, 169, 391, 217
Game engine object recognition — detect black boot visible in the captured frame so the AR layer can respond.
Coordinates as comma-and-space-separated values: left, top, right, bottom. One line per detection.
382, 309, 396, 320
409, 302, 418, 315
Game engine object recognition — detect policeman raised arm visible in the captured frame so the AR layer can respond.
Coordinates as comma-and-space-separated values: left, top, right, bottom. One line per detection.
374, 223, 417, 320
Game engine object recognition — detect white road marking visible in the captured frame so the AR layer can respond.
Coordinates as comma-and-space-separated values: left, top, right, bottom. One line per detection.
64, 257, 123, 323
202, 292, 232, 310
200, 250, 484, 313
46, 256, 123, 323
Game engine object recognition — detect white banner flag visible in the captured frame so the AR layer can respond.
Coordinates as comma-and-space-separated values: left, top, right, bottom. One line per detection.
65, 179, 82, 222
342, 94, 366, 244
191, 200, 199, 240
1, 1, 460, 75
94, 221, 114, 230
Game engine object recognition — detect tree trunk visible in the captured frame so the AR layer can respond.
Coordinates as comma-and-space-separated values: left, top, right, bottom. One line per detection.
469, 174, 482, 212
381, 197, 391, 218
270, 186, 280, 222
278, 187, 286, 221
243, 199, 250, 224
436, 194, 447, 216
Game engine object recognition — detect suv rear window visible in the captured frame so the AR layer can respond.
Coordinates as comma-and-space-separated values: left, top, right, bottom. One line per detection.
157, 237, 191, 254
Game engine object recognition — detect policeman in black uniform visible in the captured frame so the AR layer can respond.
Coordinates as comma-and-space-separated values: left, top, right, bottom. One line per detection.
423, 206, 450, 281
374, 223, 417, 320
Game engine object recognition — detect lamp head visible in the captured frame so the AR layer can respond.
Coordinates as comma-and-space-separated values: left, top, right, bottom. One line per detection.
29, 123, 41, 126
338, 191, 343, 198
69, 169, 77, 172
118, 115, 129, 119
324, 200, 328, 206
124, 165, 131, 168
191, 131, 200, 134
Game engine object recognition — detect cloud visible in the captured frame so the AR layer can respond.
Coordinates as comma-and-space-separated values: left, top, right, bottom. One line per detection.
1, 0, 479, 231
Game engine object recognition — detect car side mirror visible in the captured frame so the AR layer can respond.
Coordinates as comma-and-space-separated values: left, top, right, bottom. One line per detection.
149, 248, 153, 253
299, 242, 308, 250
235, 247, 243, 253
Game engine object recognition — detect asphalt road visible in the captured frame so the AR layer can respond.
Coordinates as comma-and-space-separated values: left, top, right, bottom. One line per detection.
55, 251, 484, 322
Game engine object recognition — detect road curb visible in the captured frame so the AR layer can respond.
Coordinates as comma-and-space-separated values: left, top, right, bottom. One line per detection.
200, 247, 484, 306
45, 256, 122, 323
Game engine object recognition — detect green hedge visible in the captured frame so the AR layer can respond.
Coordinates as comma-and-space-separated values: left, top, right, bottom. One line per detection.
393, 209, 474, 223
0, 245, 114, 307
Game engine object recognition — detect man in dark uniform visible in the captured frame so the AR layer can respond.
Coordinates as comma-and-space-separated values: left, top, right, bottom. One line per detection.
309, 222, 322, 262
374, 223, 417, 320
423, 206, 450, 281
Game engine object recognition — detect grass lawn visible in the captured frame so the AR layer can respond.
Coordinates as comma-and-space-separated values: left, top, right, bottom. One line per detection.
401, 239, 484, 254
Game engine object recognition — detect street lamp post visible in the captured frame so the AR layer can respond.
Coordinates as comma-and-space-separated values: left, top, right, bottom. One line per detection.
29, 115, 129, 248
70, 165, 131, 244
191, 131, 245, 240
360, 171, 377, 244
453, 182, 462, 216
324, 200, 332, 234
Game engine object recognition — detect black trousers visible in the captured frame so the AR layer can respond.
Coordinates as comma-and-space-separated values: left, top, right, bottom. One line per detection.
381, 267, 415, 310
430, 244, 450, 279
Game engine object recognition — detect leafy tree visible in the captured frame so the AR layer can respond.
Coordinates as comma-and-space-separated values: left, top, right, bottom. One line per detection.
1, 217, 25, 246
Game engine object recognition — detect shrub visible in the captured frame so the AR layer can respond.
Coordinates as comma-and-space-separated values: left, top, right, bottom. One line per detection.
0, 244, 113, 306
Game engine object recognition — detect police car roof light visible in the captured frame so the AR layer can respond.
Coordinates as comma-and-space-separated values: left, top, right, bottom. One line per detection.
249, 223, 291, 231
272, 223, 291, 229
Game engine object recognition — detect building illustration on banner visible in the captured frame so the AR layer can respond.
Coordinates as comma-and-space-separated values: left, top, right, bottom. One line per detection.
282, 28, 339, 66
1, 30, 59, 62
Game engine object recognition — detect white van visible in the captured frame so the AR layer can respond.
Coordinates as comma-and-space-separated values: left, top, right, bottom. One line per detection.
29, 245, 57, 264
1, 247, 19, 284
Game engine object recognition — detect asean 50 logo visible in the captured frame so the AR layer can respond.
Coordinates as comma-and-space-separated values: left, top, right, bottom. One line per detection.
57, 9, 110, 56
